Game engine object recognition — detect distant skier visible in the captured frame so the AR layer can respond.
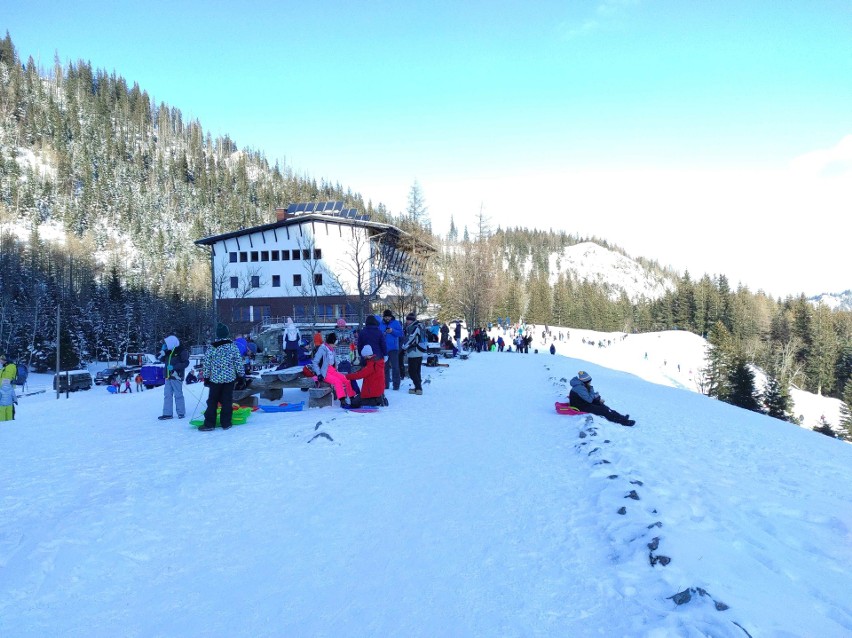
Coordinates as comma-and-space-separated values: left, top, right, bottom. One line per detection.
568, 371, 635, 426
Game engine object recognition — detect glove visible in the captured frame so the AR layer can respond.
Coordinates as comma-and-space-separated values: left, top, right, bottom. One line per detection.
167, 365, 174, 372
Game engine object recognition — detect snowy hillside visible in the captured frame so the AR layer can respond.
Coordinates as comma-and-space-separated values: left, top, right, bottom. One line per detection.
810, 289, 852, 311
517, 241, 675, 302
1, 328, 850, 637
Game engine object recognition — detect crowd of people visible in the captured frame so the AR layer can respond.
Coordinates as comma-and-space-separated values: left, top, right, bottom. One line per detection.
2, 315, 638, 430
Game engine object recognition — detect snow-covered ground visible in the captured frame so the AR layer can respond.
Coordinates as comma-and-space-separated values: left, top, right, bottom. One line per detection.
2, 328, 850, 637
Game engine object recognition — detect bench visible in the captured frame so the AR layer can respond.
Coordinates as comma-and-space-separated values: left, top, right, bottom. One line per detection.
308, 386, 334, 408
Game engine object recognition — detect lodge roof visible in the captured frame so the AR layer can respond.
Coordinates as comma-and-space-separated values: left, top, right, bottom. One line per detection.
194, 211, 435, 254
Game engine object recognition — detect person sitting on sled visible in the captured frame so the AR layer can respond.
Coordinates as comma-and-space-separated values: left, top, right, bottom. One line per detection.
568, 370, 635, 426
344, 344, 388, 408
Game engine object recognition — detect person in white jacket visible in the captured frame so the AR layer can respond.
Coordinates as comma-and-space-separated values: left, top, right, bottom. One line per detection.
282, 317, 301, 368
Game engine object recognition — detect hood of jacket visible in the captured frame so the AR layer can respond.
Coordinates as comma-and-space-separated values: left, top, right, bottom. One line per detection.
164, 335, 180, 351
569, 376, 588, 391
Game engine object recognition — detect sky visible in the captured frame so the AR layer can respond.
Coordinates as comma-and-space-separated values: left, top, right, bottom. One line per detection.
4, 1, 852, 297
2, 326, 850, 636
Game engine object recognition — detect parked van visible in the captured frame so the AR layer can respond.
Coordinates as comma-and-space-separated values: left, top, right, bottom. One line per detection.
53, 370, 94, 392
140, 364, 165, 389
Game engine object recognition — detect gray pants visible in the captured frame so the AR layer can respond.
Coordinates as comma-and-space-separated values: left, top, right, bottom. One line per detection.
385, 349, 400, 390
162, 378, 186, 417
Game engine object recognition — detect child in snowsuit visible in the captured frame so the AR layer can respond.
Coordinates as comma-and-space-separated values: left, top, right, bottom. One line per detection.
568, 371, 635, 426
200, 322, 245, 431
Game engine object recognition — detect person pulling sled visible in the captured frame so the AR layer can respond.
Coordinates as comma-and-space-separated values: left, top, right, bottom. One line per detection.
568, 370, 635, 426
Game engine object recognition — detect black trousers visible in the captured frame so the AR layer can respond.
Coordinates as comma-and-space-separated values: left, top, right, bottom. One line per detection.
284, 348, 298, 368
205, 381, 236, 427
569, 392, 627, 425
408, 356, 423, 391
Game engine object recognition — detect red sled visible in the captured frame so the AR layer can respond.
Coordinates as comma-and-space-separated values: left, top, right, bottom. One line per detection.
555, 401, 588, 416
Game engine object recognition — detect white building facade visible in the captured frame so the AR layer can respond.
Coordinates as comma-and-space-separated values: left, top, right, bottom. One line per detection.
195, 203, 429, 334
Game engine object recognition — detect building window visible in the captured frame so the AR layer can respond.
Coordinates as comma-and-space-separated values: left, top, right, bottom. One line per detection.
230, 276, 238, 289
313, 248, 322, 260
293, 274, 302, 287
302, 249, 310, 260
229, 253, 238, 263
314, 273, 323, 286
281, 250, 289, 260
271, 250, 279, 261
291, 250, 300, 260
272, 275, 280, 287
239, 252, 248, 262
251, 275, 260, 288
231, 305, 272, 323
261, 250, 269, 261
250, 251, 259, 262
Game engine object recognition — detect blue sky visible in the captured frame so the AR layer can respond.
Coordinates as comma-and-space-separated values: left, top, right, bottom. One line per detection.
5, 0, 852, 297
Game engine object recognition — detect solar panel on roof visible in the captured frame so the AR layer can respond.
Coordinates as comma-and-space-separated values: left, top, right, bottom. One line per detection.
304, 202, 315, 212
324, 201, 335, 211
344, 210, 355, 219
333, 201, 344, 211
296, 202, 307, 212
287, 203, 298, 213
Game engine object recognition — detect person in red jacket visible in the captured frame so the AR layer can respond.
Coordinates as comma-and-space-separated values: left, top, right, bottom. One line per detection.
345, 345, 388, 408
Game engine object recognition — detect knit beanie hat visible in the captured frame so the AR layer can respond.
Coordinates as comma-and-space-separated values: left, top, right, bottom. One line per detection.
361, 344, 374, 357
216, 323, 230, 339
383, 309, 394, 318
577, 370, 592, 383
406, 312, 416, 321
365, 315, 379, 326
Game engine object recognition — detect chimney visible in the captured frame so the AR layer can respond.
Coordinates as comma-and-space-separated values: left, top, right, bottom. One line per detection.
275, 207, 288, 221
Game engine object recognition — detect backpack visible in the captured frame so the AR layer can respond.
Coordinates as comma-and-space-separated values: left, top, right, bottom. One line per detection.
15, 363, 28, 386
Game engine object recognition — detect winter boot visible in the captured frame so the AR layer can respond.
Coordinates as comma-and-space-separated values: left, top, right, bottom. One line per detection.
158, 415, 173, 420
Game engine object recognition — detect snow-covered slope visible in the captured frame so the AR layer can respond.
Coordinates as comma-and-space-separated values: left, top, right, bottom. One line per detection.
537, 241, 674, 301
1, 328, 850, 637
810, 289, 852, 311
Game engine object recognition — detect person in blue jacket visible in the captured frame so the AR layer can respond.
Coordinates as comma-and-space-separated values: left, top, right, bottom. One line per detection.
568, 370, 634, 426
381, 309, 404, 391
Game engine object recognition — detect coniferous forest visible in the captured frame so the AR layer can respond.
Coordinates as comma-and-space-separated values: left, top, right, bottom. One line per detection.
1, 33, 851, 430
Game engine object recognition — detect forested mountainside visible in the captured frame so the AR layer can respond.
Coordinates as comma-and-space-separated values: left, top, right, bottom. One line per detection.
2, 33, 852, 417
0, 34, 387, 301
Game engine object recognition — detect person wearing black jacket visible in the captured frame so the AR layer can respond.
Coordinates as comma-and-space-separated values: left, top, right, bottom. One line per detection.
158, 334, 190, 420
568, 370, 635, 426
